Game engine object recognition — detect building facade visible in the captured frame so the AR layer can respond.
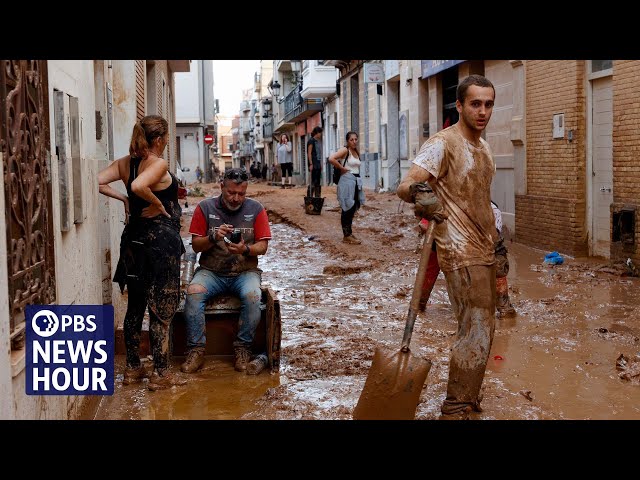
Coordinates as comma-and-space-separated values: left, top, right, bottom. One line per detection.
0, 59, 188, 419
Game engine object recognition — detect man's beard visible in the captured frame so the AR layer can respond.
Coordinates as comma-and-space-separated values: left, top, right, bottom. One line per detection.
222, 198, 241, 211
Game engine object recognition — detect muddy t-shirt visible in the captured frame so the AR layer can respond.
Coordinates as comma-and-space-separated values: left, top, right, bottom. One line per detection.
189, 196, 271, 276
413, 125, 497, 272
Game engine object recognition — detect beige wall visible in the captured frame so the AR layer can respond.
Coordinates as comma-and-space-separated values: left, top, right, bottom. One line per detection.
611, 60, 640, 263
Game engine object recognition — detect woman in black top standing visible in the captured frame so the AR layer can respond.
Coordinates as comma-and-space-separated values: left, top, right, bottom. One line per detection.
98, 114, 186, 391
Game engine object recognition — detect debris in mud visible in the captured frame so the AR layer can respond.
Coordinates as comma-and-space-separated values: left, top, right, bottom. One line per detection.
599, 327, 609, 334
616, 353, 628, 371
381, 233, 404, 246
322, 265, 366, 275
616, 353, 640, 383
625, 258, 639, 277
519, 390, 534, 401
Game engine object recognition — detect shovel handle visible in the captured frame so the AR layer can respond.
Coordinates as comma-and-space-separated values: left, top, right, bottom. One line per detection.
401, 220, 436, 351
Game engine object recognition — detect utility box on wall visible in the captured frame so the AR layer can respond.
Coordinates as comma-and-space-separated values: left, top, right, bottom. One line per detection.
553, 113, 565, 139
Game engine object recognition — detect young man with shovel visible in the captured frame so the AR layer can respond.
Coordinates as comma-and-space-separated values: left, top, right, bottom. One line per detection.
398, 74, 498, 420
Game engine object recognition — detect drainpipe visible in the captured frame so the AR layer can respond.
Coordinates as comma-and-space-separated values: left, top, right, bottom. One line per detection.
364, 75, 369, 185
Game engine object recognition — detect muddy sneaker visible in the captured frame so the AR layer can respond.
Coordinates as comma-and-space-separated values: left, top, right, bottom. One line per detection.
234, 346, 252, 372
180, 347, 205, 373
246, 354, 268, 375
343, 235, 362, 245
147, 370, 187, 391
123, 365, 148, 385
438, 405, 473, 420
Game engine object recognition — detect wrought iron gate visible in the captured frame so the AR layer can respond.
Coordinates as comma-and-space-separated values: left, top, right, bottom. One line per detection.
0, 60, 56, 340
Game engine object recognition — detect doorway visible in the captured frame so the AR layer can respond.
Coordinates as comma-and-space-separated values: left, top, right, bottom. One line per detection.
588, 63, 613, 258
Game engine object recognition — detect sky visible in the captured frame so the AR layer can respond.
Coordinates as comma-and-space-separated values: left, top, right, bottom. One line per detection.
212, 60, 261, 117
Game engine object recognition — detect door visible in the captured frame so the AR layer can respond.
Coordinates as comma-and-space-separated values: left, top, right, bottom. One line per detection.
1, 60, 56, 335
591, 76, 613, 257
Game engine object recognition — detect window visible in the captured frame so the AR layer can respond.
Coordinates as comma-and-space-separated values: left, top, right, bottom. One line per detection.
592, 60, 613, 73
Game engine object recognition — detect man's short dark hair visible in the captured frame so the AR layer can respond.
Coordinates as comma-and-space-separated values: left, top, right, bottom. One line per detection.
222, 168, 249, 184
457, 74, 495, 104
311, 126, 323, 136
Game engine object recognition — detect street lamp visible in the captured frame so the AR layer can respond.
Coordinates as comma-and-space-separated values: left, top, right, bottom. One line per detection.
262, 97, 272, 118
268, 80, 283, 103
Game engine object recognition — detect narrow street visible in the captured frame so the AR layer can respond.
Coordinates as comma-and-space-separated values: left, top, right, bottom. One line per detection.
95, 181, 640, 420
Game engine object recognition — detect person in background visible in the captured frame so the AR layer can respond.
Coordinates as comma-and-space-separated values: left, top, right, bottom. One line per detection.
491, 201, 516, 317
98, 114, 187, 391
417, 201, 516, 318
307, 126, 323, 197
277, 133, 293, 188
328, 131, 365, 245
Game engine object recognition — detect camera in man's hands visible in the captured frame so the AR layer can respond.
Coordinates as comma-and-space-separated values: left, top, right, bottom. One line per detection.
230, 229, 242, 244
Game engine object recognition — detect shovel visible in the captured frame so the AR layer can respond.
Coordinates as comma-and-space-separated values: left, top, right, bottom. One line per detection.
352, 220, 436, 420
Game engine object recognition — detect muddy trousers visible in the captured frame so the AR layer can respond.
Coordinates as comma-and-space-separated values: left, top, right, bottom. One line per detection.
123, 278, 174, 373
441, 264, 496, 415
121, 225, 182, 374
341, 197, 360, 237
310, 168, 322, 197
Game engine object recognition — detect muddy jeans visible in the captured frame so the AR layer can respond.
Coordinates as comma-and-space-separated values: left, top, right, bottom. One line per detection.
441, 264, 496, 415
120, 224, 183, 373
184, 268, 262, 350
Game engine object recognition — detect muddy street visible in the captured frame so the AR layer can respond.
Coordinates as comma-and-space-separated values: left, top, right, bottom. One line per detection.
95, 182, 640, 420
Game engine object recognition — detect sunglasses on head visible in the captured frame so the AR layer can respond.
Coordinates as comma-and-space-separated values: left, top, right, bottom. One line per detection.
223, 169, 248, 181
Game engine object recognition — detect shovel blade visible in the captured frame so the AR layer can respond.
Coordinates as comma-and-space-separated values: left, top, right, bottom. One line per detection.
353, 346, 432, 420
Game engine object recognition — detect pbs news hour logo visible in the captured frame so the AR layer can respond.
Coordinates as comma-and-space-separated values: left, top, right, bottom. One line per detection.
26, 305, 114, 395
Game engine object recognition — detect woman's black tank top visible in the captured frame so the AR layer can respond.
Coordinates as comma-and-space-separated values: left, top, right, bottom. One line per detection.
127, 156, 181, 229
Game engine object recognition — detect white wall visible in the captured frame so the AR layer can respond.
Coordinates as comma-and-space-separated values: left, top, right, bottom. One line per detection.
0, 151, 11, 419
203, 61, 215, 126
177, 126, 203, 183
1, 61, 104, 419
175, 60, 201, 123
109, 61, 137, 323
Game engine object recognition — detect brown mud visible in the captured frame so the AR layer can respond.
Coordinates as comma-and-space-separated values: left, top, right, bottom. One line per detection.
95, 181, 640, 420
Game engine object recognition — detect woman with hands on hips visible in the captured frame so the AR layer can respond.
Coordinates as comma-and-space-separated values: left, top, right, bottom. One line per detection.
98, 114, 187, 391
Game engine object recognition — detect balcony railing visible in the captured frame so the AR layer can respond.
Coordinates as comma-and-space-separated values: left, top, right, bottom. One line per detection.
283, 87, 302, 117
284, 86, 323, 123
263, 117, 273, 141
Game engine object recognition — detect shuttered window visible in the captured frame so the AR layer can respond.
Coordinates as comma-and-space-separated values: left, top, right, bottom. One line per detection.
135, 60, 145, 121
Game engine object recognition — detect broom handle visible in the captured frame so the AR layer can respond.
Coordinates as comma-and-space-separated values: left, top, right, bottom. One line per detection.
401, 220, 436, 352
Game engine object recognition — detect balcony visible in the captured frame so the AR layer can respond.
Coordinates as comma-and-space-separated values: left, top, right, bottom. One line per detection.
241, 101, 251, 112
240, 118, 251, 134
324, 60, 351, 69
284, 87, 323, 123
301, 63, 337, 99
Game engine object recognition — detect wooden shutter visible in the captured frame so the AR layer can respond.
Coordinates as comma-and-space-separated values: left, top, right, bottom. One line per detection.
135, 60, 145, 121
